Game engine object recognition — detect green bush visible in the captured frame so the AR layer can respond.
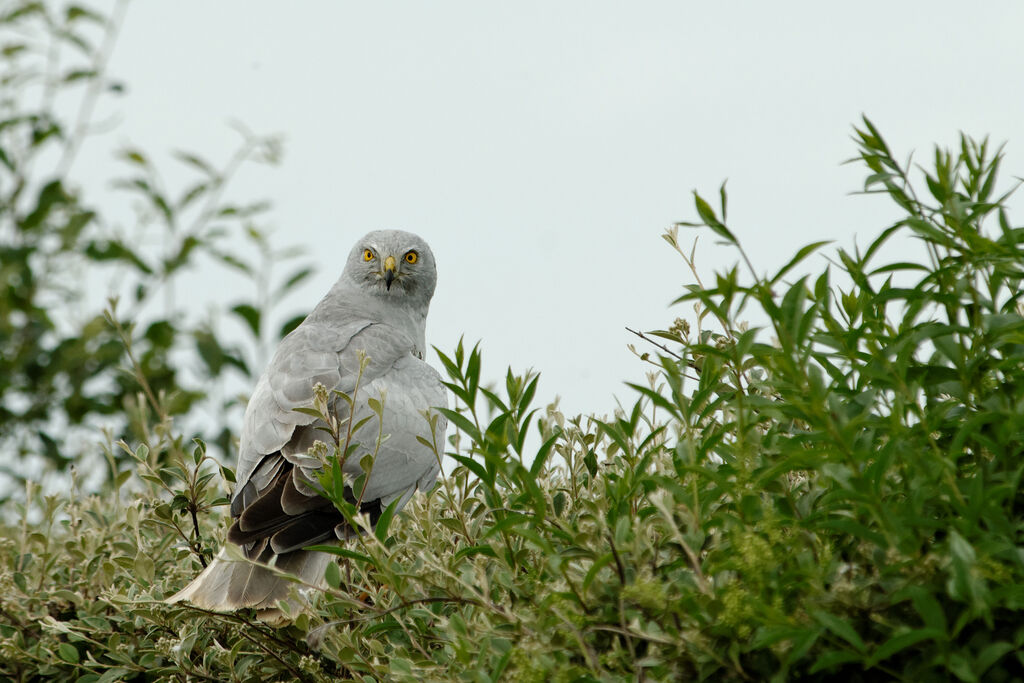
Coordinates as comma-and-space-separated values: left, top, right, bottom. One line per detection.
3, 118, 1023, 681
3, 2, 1023, 681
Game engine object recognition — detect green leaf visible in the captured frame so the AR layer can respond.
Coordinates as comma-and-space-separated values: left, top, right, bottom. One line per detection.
552, 491, 566, 516
304, 546, 375, 565
367, 397, 383, 418
692, 191, 736, 243
2, 43, 27, 57
62, 68, 96, 82
279, 313, 307, 339
811, 610, 865, 653
96, 668, 133, 683
907, 586, 948, 633
438, 408, 482, 443
451, 454, 491, 486
230, 303, 261, 337
948, 653, 979, 683
582, 553, 615, 591
219, 465, 236, 484
85, 239, 153, 274
20, 180, 70, 232
529, 429, 562, 477
173, 150, 217, 177
216, 251, 253, 274
481, 512, 531, 540
58, 642, 79, 664
871, 628, 943, 664
134, 552, 154, 584
976, 642, 1015, 676
66, 5, 104, 23
771, 240, 831, 285
324, 560, 341, 589
275, 266, 314, 302
808, 649, 860, 673
117, 147, 148, 166
583, 450, 598, 477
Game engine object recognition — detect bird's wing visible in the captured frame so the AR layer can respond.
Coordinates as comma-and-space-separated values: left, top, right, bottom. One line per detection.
230, 318, 444, 542
342, 354, 447, 505
234, 319, 372, 492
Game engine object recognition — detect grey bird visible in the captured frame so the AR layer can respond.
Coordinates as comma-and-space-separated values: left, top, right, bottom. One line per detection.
166, 230, 447, 620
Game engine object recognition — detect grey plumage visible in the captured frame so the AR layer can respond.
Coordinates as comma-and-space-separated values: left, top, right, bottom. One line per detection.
166, 230, 447, 619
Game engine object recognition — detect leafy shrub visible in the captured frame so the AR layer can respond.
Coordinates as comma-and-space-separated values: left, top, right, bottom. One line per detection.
3, 116, 1023, 681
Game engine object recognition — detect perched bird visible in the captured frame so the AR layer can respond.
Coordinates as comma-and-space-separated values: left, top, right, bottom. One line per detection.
167, 230, 447, 620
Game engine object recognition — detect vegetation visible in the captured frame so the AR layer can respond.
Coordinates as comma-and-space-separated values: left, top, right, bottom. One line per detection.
2, 2, 1023, 681
0, 0, 309, 479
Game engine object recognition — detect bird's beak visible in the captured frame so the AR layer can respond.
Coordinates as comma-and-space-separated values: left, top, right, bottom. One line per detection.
384, 255, 397, 290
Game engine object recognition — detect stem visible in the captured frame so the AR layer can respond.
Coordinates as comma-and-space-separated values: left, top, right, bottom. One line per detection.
55, 0, 130, 177
107, 306, 164, 420
606, 531, 626, 586
188, 503, 207, 568
625, 327, 684, 361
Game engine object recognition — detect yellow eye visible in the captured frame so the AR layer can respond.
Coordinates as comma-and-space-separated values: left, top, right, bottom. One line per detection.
363, 249, 374, 261
404, 251, 418, 264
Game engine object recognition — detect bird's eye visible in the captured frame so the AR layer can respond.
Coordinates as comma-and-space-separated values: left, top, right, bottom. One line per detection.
363, 249, 374, 261
404, 251, 418, 264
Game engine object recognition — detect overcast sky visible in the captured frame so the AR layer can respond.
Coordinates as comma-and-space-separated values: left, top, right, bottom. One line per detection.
73, 1, 1024, 421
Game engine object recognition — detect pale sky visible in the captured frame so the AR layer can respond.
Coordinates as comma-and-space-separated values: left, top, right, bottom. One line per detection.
73, 1, 1024, 422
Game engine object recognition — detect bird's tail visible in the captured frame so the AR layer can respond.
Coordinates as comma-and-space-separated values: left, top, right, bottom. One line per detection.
165, 547, 331, 622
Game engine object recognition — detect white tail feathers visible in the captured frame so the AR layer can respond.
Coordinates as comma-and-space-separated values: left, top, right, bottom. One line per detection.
166, 546, 332, 623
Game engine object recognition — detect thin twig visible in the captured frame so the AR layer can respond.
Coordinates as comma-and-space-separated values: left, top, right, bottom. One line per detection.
309, 595, 485, 632
606, 531, 626, 586
107, 308, 163, 419
234, 624, 312, 682
168, 604, 308, 654
625, 327, 688, 362
55, 0, 130, 177
625, 327, 702, 382
188, 503, 207, 568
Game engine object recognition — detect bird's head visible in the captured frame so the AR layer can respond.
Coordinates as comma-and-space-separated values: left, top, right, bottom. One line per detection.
343, 229, 437, 302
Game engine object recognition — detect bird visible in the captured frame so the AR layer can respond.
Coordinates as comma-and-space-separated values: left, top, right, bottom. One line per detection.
166, 230, 448, 620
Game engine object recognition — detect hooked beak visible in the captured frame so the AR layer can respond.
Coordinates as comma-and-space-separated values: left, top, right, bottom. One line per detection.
383, 255, 397, 290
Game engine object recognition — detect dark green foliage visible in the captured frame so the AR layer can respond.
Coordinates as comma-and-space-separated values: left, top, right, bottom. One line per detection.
650, 118, 1024, 680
